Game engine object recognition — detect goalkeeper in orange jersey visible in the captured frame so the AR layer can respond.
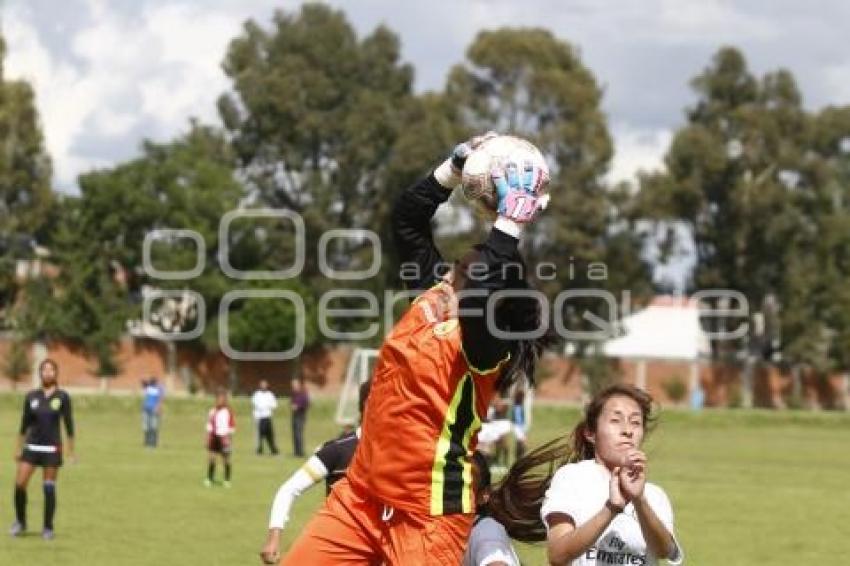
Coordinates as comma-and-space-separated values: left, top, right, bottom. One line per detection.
280, 133, 553, 565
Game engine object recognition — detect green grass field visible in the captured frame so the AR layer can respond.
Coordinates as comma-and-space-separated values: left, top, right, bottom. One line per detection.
0, 393, 848, 565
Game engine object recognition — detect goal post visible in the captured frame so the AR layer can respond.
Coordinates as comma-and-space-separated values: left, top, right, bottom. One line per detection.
335, 348, 379, 426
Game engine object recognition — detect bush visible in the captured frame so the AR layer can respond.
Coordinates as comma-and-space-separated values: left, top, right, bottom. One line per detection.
662, 376, 688, 404
787, 391, 804, 410
727, 386, 743, 409
3, 340, 30, 391
581, 354, 620, 398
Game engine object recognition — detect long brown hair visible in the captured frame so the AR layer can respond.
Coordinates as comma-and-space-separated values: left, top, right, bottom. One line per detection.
467, 249, 556, 393
39, 358, 59, 385
485, 384, 657, 543
39, 358, 58, 375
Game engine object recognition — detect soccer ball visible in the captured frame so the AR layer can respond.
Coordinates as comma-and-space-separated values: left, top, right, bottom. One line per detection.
461, 135, 549, 212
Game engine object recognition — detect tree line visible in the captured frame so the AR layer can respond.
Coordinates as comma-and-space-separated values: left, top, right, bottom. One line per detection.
0, 4, 848, 392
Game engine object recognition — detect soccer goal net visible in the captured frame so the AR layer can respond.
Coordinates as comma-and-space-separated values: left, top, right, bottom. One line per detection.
335, 348, 380, 426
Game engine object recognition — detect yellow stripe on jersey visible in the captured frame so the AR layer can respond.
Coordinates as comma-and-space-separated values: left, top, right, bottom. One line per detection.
430, 373, 481, 515
461, 346, 511, 377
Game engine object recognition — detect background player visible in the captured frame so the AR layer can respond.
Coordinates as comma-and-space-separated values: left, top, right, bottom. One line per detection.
141, 377, 164, 448
463, 450, 520, 566
486, 384, 683, 565
10, 358, 75, 540
289, 378, 309, 458
205, 388, 236, 488
259, 380, 371, 564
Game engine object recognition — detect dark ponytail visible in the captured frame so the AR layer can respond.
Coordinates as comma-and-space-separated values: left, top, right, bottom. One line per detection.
485, 384, 657, 543
494, 277, 557, 393
485, 434, 572, 542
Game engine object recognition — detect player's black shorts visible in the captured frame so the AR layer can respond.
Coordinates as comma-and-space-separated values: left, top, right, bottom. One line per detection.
21, 447, 63, 468
207, 435, 231, 454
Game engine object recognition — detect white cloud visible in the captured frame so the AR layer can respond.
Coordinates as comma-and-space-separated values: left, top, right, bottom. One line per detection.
4, 5, 94, 191
653, 0, 779, 43
137, 3, 240, 132
91, 106, 139, 138
148, 3, 239, 66
607, 124, 672, 186
2, 0, 253, 191
822, 63, 850, 104
2, 0, 849, 196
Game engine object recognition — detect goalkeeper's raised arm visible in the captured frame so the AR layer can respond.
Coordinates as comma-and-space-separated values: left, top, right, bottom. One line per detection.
392, 132, 553, 387
453, 141, 552, 387
391, 133, 498, 292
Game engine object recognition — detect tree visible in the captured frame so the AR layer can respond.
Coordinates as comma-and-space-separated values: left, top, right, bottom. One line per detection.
15, 123, 243, 375
788, 105, 850, 394
3, 339, 29, 390
638, 46, 850, 406
380, 92, 469, 294
445, 28, 653, 359
0, 33, 53, 325
218, 3, 415, 285
640, 49, 807, 295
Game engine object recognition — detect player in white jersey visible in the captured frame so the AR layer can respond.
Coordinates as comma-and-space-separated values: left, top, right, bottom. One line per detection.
463, 451, 520, 566
252, 380, 279, 455
485, 384, 683, 566
259, 380, 371, 564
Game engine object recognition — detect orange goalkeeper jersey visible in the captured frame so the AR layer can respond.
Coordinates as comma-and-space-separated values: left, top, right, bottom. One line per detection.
346, 282, 507, 517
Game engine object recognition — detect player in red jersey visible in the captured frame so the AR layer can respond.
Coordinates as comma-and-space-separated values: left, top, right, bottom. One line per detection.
205, 388, 236, 488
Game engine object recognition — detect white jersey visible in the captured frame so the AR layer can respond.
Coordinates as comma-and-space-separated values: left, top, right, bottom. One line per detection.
540, 459, 683, 566
462, 516, 520, 566
252, 390, 278, 420
206, 406, 235, 437
477, 419, 514, 445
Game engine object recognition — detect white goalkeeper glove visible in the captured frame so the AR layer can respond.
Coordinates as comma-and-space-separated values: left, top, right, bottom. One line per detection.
434, 131, 499, 189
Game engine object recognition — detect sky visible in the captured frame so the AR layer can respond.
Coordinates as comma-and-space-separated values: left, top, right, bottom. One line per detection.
3, 0, 850, 195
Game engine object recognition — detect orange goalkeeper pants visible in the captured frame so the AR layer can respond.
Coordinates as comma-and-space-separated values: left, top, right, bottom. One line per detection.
280, 477, 473, 566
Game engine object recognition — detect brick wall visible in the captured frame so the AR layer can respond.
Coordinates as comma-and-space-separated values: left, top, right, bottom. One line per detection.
0, 336, 845, 408
0, 337, 353, 397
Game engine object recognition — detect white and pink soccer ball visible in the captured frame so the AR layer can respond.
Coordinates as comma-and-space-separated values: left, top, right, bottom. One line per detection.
460, 135, 550, 212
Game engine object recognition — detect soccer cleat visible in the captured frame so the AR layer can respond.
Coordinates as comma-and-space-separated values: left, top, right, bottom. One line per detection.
222, 480, 232, 489
9, 521, 25, 537
203, 479, 213, 488
42, 528, 55, 541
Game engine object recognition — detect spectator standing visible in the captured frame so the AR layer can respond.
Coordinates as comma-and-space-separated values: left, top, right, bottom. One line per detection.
252, 380, 279, 455
290, 379, 309, 458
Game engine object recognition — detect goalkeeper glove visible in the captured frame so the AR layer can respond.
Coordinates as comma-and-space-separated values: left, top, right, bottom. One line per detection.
434, 131, 499, 188
492, 160, 550, 223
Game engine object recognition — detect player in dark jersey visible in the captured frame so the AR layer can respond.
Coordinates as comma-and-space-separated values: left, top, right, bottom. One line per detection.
10, 358, 75, 540
259, 380, 372, 564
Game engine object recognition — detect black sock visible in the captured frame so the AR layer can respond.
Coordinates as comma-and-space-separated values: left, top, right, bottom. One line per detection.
43, 482, 56, 531
207, 462, 215, 481
224, 462, 231, 482
14, 486, 27, 527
